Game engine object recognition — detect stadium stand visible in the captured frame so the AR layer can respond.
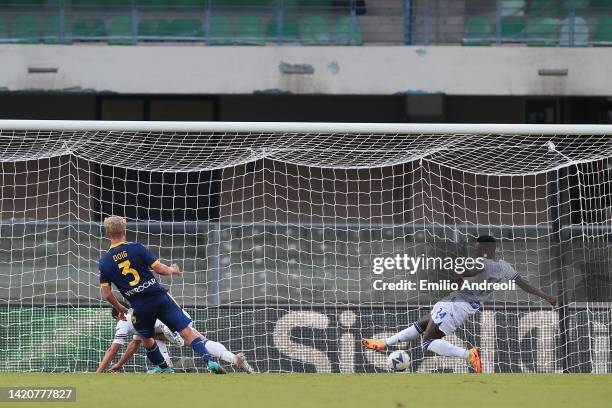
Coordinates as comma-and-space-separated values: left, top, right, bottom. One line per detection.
501, 18, 526, 42
593, 16, 612, 45
462, 16, 492, 46
12, 15, 39, 44
0, 1, 611, 46
72, 18, 106, 41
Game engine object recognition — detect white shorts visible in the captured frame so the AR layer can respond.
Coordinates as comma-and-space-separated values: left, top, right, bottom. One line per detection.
430, 301, 479, 335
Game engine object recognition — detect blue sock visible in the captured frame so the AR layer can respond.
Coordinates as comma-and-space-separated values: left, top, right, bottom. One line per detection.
191, 337, 211, 362
146, 343, 168, 369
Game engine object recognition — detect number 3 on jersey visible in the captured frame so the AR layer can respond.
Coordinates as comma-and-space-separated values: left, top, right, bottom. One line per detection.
118, 260, 140, 286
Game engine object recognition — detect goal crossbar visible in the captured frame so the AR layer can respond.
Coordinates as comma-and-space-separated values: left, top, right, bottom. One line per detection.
1, 120, 612, 135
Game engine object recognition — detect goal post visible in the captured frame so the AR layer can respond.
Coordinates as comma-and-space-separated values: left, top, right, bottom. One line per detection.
0, 120, 611, 373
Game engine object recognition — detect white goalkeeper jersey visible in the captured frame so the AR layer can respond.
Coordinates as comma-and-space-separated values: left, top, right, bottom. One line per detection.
449, 258, 519, 305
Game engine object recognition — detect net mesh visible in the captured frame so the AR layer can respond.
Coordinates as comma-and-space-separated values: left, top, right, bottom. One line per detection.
0, 127, 611, 373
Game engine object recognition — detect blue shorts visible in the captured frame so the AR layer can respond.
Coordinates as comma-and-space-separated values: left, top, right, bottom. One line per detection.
130, 293, 192, 338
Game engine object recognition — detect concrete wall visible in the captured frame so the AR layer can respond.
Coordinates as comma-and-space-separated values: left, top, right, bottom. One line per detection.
0, 44, 610, 96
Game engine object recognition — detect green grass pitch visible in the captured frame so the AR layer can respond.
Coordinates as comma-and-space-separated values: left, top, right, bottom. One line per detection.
1, 373, 610, 408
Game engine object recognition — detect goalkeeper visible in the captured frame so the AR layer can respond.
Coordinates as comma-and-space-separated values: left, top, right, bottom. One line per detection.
99, 215, 253, 374
363, 235, 556, 373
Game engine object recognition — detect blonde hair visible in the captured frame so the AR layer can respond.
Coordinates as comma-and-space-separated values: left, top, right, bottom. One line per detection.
104, 216, 126, 239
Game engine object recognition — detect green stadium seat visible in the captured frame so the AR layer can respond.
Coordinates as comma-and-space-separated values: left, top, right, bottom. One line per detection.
209, 0, 277, 7
462, 16, 492, 46
528, 0, 557, 17
44, 15, 73, 44
559, 16, 589, 46
138, 0, 174, 7
501, 18, 526, 42
108, 15, 134, 45
266, 18, 299, 42
298, 0, 331, 11
0, 17, 7, 43
592, 16, 612, 45
207, 15, 233, 45
236, 16, 264, 45
72, 18, 105, 41
526, 17, 557, 46
561, 0, 590, 11
300, 15, 331, 45
174, 0, 207, 6
168, 19, 203, 40
139, 19, 170, 40
500, 0, 525, 17
71, 0, 127, 5
592, 0, 612, 12
12, 15, 40, 44
335, 16, 363, 45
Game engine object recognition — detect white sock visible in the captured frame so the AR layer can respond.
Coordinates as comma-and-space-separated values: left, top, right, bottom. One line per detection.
204, 339, 236, 364
426, 339, 469, 360
156, 339, 173, 367
385, 321, 424, 345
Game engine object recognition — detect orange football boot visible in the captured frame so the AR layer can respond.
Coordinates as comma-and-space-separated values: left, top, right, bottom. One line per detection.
468, 347, 482, 373
362, 338, 386, 352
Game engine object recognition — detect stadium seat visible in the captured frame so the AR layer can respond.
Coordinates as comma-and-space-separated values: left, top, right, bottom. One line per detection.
462, 16, 492, 46
107, 15, 134, 45
526, 17, 557, 46
71, 0, 127, 4
138, 0, 175, 7
501, 18, 526, 42
335, 16, 363, 45
266, 18, 299, 43
300, 16, 331, 45
13, 15, 40, 44
0, 17, 7, 43
592, 0, 612, 12
168, 19, 204, 40
207, 15, 233, 45
236, 16, 264, 45
44, 15, 73, 44
139, 19, 170, 40
561, 0, 590, 11
528, 0, 557, 17
72, 18, 105, 41
592, 16, 612, 45
298, 0, 331, 11
500, 0, 525, 17
559, 16, 589, 46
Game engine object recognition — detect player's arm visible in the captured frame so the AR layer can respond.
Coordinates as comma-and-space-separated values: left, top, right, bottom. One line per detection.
101, 285, 129, 314
109, 339, 142, 372
96, 343, 121, 373
515, 275, 557, 306
152, 261, 181, 276
140, 243, 181, 276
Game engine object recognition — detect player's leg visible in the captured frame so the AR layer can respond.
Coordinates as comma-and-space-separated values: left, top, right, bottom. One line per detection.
158, 294, 226, 374
132, 306, 173, 373
362, 314, 430, 352
156, 339, 173, 368
191, 328, 254, 373
422, 302, 482, 373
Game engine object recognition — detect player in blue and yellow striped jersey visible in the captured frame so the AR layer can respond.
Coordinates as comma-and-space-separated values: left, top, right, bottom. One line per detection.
99, 215, 253, 374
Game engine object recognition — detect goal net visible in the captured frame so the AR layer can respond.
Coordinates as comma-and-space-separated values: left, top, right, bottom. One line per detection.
0, 120, 611, 373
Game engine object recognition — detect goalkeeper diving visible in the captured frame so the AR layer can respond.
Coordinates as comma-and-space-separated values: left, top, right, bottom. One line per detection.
99, 215, 253, 374
362, 235, 556, 373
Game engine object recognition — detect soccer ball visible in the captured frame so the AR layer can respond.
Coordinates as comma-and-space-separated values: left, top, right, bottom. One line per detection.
387, 350, 410, 372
